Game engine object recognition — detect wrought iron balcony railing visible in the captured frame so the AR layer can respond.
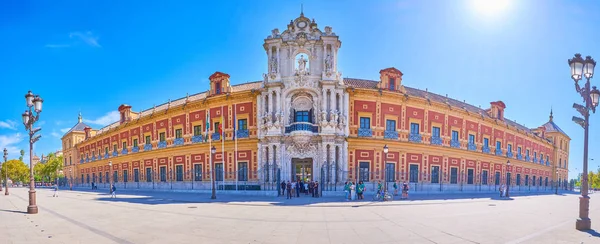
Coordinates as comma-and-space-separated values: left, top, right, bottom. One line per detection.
409, 133, 422, 143
158, 141, 167, 149
80, 159, 84, 164
112, 150, 118, 157
507, 151, 513, 158
211, 133, 221, 141
533, 157, 538, 163
482, 146, 490, 154
144, 144, 152, 151
357, 128, 373, 137
174, 138, 184, 146
517, 154, 523, 160
526, 155, 530, 162
540, 158, 545, 165
384, 130, 398, 140
91, 156, 96, 161
104, 153, 109, 159
495, 148, 502, 156
192, 135, 204, 143
430, 136, 442, 145
121, 148, 128, 155
236, 129, 249, 138
468, 143, 477, 151
286, 122, 319, 133
450, 140, 460, 148
131, 146, 139, 153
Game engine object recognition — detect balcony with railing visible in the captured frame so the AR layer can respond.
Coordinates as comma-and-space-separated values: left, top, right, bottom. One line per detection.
211, 133, 221, 141
91, 156, 96, 161
430, 136, 442, 145
286, 122, 319, 134
533, 157, 538, 163
506, 151, 513, 158
80, 159, 84, 164
174, 138, 184, 146
409, 133, 422, 143
236, 129, 249, 138
144, 143, 153, 151
526, 155, 530, 162
112, 150, 118, 157
495, 148, 502, 156
85, 157, 89, 163
158, 141, 167, 149
468, 143, 477, 151
121, 148, 128, 155
450, 140, 460, 148
482, 146, 490, 154
384, 130, 398, 140
104, 153, 109, 159
517, 154, 523, 160
131, 146, 139, 153
540, 158, 544, 165
358, 128, 373, 137
192, 135, 204, 143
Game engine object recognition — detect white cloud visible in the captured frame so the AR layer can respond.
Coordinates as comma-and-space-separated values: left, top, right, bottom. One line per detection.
60, 128, 71, 133
45, 44, 70, 48
0, 133, 24, 158
51, 132, 61, 138
84, 111, 119, 126
0, 120, 17, 130
69, 31, 101, 48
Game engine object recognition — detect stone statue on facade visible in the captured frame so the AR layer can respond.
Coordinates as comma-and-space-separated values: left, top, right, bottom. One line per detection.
325, 54, 333, 72
270, 56, 278, 74
298, 55, 307, 72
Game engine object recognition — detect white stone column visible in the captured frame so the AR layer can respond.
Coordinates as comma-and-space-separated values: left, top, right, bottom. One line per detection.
276, 46, 280, 75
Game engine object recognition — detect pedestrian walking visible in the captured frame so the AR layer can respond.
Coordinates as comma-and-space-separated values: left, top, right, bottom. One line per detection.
393, 181, 399, 196
344, 181, 349, 200
350, 182, 356, 200
402, 182, 409, 199
53, 184, 59, 197
314, 181, 319, 197
357, 181, 365, 200
286, 181, 292, 199
111, 185, 117, 198
295, 180, 301, 197
309, 181, 314, 197
281, 181, 286, 196
304, 181, 309, 195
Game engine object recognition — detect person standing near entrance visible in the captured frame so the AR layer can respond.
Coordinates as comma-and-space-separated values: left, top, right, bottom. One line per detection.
286, 181, 292, 199
402, 182, 409, 199
350, 182, 356, 200
344, 182, 350, 200
295, 180, 301, 197
280, 181, 286, 197
304, 180, 309, 195
309, 181, 314, 197
314, 181, 319, 197
357, 181, 365, 200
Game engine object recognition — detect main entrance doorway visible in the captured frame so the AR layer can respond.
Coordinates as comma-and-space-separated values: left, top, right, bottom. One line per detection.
292, 158, 313, 182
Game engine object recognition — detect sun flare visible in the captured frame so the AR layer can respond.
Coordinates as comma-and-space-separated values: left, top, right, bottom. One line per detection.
471, 0, 511, 17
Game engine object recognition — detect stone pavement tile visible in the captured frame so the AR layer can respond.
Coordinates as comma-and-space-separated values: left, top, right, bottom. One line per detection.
295, 229, 330, 244
352, 226, 396, 243
327, 229, 364, 244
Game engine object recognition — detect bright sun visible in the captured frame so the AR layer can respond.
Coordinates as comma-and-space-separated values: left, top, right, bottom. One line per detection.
471, 0, 511, 17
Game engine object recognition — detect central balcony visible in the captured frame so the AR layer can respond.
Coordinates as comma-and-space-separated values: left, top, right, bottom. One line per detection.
384, 130, 398, 140
285, 122, 318, 134
430, 136, 442, 145
409, 133, 422, 143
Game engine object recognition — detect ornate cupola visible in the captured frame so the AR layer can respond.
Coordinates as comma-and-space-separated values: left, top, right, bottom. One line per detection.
209, 71, 231, 96
118, 104, 132, 124
378, 67, 403, 91
488, 101, 506, 120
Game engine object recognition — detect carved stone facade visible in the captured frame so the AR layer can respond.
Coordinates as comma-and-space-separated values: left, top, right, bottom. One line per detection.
258, 12, 348, 182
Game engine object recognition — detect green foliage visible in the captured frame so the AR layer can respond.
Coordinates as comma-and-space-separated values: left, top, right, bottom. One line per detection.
19, 149, 24, 161
575, 168, 600, 189
0, 159, 29, 183
33, 152, 64, 183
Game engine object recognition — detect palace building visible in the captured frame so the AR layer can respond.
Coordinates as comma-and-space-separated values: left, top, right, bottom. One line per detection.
62, 12, 570, 193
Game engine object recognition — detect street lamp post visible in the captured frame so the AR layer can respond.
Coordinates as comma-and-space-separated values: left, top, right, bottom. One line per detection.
108, 161, 113, 194
0, 149, 3, 192
383, 145, 388, 192
3, 148, 8, 195
69, 168, 72, 190
568, 54, 600, 230
210, 146, 217, 199
556, 169, 559, 195
506, 161, 511, 197
22, 90, 43, 214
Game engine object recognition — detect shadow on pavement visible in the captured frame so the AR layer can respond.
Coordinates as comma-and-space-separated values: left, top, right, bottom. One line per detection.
583, 229, 600, 237
0, 209, 28, 214
56, 187, 579, 207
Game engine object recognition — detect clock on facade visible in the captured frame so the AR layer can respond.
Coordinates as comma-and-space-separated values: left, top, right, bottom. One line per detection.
297, 21, 307, 28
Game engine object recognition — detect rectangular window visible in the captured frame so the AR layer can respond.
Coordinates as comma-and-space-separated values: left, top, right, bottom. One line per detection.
146, 168, 152, 182
176, 165, 183, 181
145, 135, 151, 145
123, 170, 128, 183
409, 164, 419, 183
359, 162, 370, 182
215, 82, 221, 94
525, 175, 529, 186
86, 174, 90, 183
134, 169, 139, 182
105, 147, 109, 155
105, 172, 109, 183
113, 145, 117, 152
159, 132, 166, 142
389, 78, 395, 90
496, 141, 501, 150
410, 123, 420, 135
534, 152, 537, 160
495, 172, 500, 185
194, 125, 202, 136
359, 117, 371, 129
482, 170, 488, 185
385, 163, 395, 182
546, 155, 549, 164
214, 122, 220, 132
175, 129, 182, 139
506, 172, 511, 185
215, 163, 223, 181
113, 171, 118, 183
450, 168, 458, 184
160, 167, 166, 182
452, 130, 459, 141
526, 149, 530, 156
122, 141, 127, 149
99, 172, 103, 183
508, 144, 512, 153
467, 169, 474, 184
468, 134, 475, 144
432, 127, 441, 137
517, 147, 521, 155
483, 138, 489, 147
194, 164, 202, 181
238, 119, 248, 130
294, 111, 309, 123
532, 176, 537, 186
517, 174, 521, 186
238, 162, 248, 181
431, 166, 440, 184
385, 120, 396, 132
133, 139, 138, 147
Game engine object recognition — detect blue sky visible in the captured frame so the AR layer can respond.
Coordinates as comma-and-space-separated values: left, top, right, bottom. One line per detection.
0, 0, 599, 179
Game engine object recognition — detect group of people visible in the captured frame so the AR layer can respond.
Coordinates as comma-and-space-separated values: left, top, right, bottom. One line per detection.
499, 184, 508, 197
281, 180, 319, 199
344, 181, 411, 201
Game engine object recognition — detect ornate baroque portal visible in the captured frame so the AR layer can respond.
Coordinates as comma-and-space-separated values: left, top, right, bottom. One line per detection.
257, 12, 349, 183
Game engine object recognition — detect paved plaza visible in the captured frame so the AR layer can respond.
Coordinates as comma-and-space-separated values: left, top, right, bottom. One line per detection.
0, 187, 599, 244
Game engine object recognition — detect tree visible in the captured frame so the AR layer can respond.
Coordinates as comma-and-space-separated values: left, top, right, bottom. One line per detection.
33, 152, 64, 183
0, 159, 29, 184
19, 150, 24, 161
